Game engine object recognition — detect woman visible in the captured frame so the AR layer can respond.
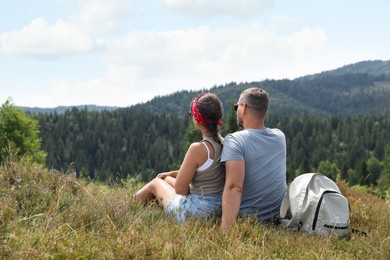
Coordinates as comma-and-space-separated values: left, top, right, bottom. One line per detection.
134, 93, 225, 223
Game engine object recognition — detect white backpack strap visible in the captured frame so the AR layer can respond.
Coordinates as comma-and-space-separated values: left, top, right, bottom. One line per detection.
280, 190, 289, 218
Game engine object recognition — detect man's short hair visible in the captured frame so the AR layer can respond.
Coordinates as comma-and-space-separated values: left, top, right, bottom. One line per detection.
240, 88, 269, 117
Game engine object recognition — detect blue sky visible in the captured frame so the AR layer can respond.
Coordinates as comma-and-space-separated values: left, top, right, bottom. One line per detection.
1, 0, 389, 108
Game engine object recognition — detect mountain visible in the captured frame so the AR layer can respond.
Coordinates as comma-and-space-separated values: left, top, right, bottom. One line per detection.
301, 59, 390, 78
19, 104, 119, 114
20, 59, 390, 117
131, 59, 390, 117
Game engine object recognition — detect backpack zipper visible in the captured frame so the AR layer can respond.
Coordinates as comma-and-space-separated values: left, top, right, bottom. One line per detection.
312, 190, 339, 231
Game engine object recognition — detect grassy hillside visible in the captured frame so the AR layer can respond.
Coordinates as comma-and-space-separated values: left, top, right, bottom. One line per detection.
1, 161, 389, 259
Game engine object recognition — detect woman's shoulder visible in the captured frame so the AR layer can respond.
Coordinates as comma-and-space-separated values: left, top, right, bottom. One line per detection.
202, 136, 222, 145
188, 141, 207, 153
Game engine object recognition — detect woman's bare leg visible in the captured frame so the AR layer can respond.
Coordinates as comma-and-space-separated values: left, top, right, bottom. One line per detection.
163, 176, 176, 188
134, 178, 177, 209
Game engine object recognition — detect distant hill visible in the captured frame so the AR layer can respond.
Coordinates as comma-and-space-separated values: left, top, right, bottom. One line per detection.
131, 59, 390, 117
19, 104, 119, 114
302, 59, 390, 78
21, 59, 390, 116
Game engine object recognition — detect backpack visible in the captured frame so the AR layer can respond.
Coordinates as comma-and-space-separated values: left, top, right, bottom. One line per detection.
280, 173, 350, 237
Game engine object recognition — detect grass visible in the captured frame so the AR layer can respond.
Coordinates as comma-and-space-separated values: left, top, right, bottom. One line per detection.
1, 161, 389, 259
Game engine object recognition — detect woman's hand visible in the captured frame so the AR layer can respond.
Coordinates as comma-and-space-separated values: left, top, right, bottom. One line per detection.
157, 171, 178, 179
157, 172, 170, 179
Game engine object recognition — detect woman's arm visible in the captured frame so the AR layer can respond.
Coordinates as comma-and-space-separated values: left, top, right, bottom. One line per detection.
157, 171, 179, 188
174, 142, 206, 195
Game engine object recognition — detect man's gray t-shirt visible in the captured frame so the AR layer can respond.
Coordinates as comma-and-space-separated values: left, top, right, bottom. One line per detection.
221, 128, 287, 220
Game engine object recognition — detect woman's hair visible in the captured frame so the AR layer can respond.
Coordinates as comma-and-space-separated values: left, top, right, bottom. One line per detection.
193, 93, 224, 143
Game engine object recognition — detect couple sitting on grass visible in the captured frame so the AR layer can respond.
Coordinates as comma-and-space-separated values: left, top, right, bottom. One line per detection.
135, 87, 287, 231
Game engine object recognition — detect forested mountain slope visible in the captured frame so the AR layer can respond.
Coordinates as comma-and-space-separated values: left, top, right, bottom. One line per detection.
23, 59, 390, 190
36, 107, 390, 188
21, 60, 390, 117
303, 59, 390, 78
131, 60, 390, 117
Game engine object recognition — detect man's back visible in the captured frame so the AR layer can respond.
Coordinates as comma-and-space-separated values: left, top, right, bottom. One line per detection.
221, 127, 287, 220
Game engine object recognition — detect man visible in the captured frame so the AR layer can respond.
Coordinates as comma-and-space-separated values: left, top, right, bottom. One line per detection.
221, 87, 287, 230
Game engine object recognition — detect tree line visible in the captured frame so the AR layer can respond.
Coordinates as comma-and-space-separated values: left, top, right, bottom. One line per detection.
36, 107, 188, 182
33, 106, 390, 192
1, 100, 389, 195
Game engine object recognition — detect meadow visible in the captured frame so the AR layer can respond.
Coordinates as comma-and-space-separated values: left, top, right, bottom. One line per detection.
1, 161, 389, 259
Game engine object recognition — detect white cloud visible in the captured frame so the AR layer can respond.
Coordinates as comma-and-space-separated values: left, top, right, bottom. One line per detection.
281, 27, 327, 60
72, 0, 133, 34
100, 23, 328, 88
44, 23, 327, 106
0, 0, 133, 57
162, 0, 274, 17
13, 79, 100, 108
270, 15, 303, 27
0, 17, 94, 57
58, 75, 158, 107
29, 22, 326, 107
2, 11, 328, 107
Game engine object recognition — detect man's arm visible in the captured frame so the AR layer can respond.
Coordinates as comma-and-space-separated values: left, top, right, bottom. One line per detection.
221, 160, 245, 231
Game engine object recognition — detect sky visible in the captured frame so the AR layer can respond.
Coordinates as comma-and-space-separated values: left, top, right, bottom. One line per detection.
1, 0, 390, 108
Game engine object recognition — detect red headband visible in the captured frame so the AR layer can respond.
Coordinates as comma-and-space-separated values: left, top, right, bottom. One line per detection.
191, 93, 223, 126
191, 93, 208, 125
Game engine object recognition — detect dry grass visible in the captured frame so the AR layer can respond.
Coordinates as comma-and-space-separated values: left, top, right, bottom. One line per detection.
1, 161, 389, 259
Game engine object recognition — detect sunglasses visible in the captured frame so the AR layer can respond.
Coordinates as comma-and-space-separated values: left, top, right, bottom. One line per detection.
234, 103, 246, 111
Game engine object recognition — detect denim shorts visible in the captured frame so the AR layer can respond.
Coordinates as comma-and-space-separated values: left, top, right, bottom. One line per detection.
166, 193, 222, 223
